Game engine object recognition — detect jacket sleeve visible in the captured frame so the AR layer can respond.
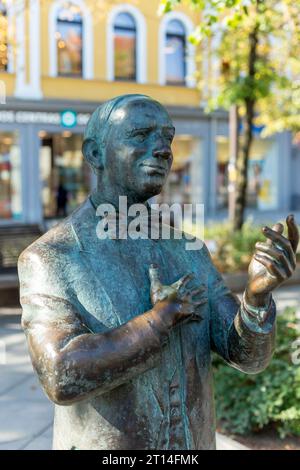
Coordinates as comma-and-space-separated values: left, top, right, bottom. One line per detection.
18, 243, 170, 405
205, 244, 276, 374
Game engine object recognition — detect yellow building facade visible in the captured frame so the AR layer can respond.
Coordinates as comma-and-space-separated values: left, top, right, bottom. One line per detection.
0, 0, 211, 225
0, 0, 201, 104
0, 1, 291, 226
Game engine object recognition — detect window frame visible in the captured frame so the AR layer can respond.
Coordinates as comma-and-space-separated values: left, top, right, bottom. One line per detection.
159, 12, 195, 88
107, 4, 147, 84
49, 0, 93, 80
56, 8, 84, 78
113, 12, 137, 82
165, 20, 187, 86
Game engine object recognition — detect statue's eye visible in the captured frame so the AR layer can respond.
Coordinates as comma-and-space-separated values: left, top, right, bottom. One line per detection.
163, 131, 174, 143
134, 131, 148, 142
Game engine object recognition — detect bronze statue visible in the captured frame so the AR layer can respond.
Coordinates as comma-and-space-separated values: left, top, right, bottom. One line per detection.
18, 94, 299, 450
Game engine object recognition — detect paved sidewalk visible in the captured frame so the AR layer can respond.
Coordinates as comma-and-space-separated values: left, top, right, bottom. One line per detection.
1, 285, 299, 450
0, 313, 53, 450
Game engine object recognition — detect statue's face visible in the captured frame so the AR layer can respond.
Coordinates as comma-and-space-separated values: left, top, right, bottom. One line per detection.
103, 99, 175, 201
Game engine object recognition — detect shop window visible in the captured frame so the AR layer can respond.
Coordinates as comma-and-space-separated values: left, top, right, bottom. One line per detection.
157, 135, 203, 226
0, 132, 22, 220
216, 135, 279, 210
0, 2, 8, 72
114, 12, 136, 81
56, 5, 83, 77
165, 19, 186, 85
39, 132, 91, 219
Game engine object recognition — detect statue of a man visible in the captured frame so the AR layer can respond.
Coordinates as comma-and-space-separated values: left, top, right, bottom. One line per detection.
18, 94, 299, 450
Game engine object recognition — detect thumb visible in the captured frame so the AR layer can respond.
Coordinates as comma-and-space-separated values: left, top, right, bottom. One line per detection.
272, 222, 284, 234
149, 264, 162, 292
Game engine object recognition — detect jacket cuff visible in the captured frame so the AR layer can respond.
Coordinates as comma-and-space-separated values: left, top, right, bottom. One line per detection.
236, 296, 276, 336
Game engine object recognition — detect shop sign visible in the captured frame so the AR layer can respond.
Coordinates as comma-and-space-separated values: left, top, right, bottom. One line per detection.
0, 110, 90, 126
61, 110, 77, 128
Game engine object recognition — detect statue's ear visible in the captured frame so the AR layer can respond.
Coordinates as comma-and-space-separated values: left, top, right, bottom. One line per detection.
82, 138, 103, 172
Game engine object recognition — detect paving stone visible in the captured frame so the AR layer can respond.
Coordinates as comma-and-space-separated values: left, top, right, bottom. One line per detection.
216, 433, 249, 450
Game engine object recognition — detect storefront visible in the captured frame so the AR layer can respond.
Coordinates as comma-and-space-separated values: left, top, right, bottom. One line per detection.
0, 104, 92, 225
216, 134, 280, 211
0, 130, 22, 220
0, 101, 293, 227
0, 101, 208, 226
157, 135, 203, 205
39, 132, 90, 218
208, 116, 292, 216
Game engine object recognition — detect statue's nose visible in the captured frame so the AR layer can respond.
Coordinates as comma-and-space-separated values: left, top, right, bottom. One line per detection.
152, 147, 172, 160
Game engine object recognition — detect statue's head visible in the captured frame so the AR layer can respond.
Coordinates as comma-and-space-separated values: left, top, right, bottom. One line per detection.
82, 94, 175, 201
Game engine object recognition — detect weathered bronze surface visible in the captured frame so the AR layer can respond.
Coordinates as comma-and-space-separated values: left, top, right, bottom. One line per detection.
18, 94, 299, 450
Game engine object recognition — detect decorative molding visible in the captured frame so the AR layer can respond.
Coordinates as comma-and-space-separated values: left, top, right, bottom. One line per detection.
158, 11, 195, 88
49, 0, 93, 79
14, 0, 42, 99
106, 3, 147, 83
6, 0, 14, 73
14, 0, 26, 97
29, 0, 42, 98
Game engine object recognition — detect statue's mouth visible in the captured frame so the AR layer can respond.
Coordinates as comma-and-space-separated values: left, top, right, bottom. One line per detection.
140, 163, 168, 175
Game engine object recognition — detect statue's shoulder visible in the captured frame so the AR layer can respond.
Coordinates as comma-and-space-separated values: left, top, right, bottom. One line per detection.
18, 216, 75, 269
19, 199, 92, 268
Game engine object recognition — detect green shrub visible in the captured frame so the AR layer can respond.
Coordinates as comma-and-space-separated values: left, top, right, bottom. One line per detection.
213, 307, 300, 438
205, 219, 265, 273
184, 218, 300, 273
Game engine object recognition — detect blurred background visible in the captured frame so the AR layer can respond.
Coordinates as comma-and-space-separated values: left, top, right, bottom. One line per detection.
0, 0, 299, 451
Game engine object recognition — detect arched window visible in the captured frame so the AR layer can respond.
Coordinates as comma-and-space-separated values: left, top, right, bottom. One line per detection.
114, 12, 136, 81
165, 19, 186, 85
56, 4, 83, 77
0, 2, 8, 72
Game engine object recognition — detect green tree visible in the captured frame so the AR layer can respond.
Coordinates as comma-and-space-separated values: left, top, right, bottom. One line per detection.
160, 0, 300, 230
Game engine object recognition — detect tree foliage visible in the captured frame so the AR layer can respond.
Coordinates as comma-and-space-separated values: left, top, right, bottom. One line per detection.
160, 0, 300, 136
213, 307, 300, 438
160, 1, 300, 229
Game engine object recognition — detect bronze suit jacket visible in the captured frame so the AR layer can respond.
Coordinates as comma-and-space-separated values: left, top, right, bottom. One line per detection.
18, 197, 276, 450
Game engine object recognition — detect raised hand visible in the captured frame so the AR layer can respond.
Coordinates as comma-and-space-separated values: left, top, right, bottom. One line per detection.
149, 264, 206, 327
246, 214, 299, 307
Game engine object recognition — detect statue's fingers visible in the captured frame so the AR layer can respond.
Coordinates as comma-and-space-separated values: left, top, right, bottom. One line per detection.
189, 286, 206, 299
192, 298, 207, 307
178, 302, 195, 315
272, 222, 284, 234
178, 285, 204, 302
265, 223, 284, 246
286, 214, 299, 254
149, 264, 162, 292
262, 225, 293, 255
254, 253, 286, 281
255, 242, 295, 272
172, 273, 195, 291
